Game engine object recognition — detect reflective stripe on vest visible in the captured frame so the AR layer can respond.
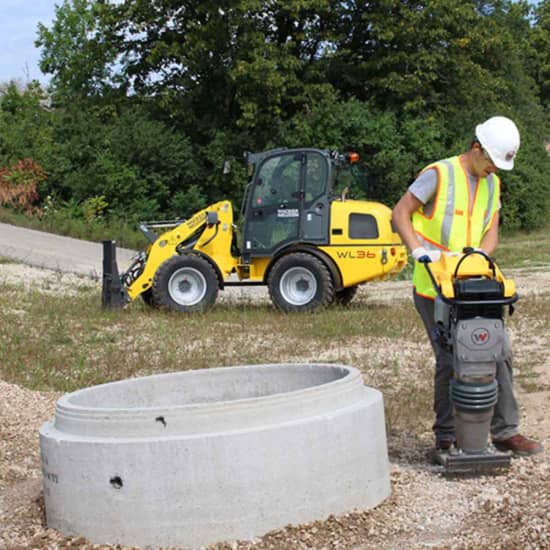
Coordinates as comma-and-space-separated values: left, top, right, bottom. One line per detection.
411, 156, 500, 298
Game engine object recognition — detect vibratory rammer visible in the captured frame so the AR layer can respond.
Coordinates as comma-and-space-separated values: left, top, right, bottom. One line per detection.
424, 249, 518, 473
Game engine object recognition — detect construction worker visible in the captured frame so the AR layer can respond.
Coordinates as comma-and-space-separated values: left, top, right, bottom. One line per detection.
392, 116, 543, 456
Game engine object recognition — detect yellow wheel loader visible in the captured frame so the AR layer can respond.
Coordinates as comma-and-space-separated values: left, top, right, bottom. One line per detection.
102, 148, 407, 313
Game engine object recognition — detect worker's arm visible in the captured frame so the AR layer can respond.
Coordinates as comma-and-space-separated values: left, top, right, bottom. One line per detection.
480, 211, 499, 255
392, 191, 424, 252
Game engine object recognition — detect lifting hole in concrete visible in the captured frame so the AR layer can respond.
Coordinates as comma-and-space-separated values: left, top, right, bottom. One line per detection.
155, 416, 167, 427
110, 476, 123, 489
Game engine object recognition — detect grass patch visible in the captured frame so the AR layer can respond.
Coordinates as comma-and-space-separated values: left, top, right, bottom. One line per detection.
0, 281, 433, 435
496, 228, 550, 269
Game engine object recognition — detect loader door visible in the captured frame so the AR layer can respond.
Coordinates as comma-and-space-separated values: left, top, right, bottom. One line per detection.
243, 151, 330, 256
301, 151, 330, 242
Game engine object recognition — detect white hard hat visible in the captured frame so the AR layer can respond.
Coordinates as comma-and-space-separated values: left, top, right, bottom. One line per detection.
475, 116, 520, 170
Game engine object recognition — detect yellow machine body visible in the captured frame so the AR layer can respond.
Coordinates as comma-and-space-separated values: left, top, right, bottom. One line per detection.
426, 252, 516, 300
126, 198, 406, 301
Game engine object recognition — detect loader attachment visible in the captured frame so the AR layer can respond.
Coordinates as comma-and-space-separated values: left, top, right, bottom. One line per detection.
102, 240, 128, 308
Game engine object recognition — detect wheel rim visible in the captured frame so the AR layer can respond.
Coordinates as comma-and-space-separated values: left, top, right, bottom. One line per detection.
279, 267, 317, 306
168, 267, 207, 306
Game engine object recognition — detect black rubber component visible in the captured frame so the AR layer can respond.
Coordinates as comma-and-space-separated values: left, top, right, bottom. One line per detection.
333, 285, 358, 306
141, 288, 156, 307
267, 252, 334, 312
152, 255, 218, 313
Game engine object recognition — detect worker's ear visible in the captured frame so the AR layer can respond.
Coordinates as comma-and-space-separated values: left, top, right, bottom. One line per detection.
471, 140, 482, 152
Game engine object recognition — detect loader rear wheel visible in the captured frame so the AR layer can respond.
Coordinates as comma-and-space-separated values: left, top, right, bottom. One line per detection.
152, 255, 218, 313
268, 253, 334, 312
334, 285, 358, 306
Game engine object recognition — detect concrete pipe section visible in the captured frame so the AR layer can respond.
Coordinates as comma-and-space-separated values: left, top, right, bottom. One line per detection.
40, 363, 391, 548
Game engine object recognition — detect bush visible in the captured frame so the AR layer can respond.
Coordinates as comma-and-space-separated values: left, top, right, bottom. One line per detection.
0, 159, 45, 215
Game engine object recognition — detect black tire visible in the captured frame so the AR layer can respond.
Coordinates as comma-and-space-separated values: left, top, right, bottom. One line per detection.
140, 288, 156, 307
333, 285, 358, 306
267, 252, 334, 312
152, 255, 218, 313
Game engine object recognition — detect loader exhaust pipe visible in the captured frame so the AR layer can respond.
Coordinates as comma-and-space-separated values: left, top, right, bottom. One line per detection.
102, 240, 126, 309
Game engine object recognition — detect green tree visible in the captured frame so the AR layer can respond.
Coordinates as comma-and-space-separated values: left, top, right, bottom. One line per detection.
41, 103, 199, 220
529, 0, 550, 111
0, 81, 53, 166
279, 92, 447, 204
38, 0, 341, 146
36, 0, 122, 102
25, 0, 550, 230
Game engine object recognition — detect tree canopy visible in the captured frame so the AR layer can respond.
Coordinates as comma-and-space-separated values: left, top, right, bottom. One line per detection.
0, 0, 549, 230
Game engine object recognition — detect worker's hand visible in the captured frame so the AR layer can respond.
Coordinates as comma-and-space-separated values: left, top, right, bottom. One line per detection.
412, 246, 441, 263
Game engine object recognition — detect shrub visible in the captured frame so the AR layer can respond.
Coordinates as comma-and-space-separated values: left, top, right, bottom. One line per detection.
0, 159, 46, 215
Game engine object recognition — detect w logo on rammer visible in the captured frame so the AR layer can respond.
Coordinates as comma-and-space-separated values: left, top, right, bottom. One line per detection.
471, 328, 490, 345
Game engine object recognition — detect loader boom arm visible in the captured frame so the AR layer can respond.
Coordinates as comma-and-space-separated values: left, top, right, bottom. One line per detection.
125, 200, 235, 301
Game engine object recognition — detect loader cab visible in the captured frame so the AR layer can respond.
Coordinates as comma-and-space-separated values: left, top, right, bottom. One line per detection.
242, 149, 331, 257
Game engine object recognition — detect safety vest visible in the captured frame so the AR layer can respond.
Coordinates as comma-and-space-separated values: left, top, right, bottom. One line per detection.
412, 155, 500, 299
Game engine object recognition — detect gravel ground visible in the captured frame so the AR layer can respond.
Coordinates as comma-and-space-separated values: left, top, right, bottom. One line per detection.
0, 263, 548, 550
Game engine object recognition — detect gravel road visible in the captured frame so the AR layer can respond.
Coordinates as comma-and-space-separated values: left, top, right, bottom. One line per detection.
0, 222, 548, 550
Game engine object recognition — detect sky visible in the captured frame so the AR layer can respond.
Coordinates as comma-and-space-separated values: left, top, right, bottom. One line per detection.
0, 0, 57, 85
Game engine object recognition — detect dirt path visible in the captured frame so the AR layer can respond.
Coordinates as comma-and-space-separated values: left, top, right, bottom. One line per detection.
0, 262, 548, 550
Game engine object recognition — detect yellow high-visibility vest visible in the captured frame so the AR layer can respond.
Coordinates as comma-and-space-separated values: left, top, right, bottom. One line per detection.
412, 155, 500, 298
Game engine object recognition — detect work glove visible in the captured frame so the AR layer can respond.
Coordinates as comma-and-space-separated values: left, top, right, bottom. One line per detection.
412, 246, 441, 263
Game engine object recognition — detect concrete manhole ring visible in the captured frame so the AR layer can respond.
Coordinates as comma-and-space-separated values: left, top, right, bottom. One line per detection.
40, 363, 390, 547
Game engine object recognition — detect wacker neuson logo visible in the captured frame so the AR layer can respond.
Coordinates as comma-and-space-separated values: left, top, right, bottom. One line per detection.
471, 327, 490, 345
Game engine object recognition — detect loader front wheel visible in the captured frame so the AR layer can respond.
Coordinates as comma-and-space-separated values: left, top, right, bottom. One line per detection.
268, 253, 334, 312
152, 255, 218, 313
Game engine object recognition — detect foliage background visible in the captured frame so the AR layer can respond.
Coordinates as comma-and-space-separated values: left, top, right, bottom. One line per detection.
1, 0, 549, 234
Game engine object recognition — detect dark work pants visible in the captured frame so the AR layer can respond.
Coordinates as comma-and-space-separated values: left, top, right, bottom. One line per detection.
413, 291, 519, 442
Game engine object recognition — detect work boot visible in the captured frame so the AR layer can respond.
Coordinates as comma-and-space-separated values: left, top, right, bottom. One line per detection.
435, 437, 455, 451
492, 434, 544, 457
